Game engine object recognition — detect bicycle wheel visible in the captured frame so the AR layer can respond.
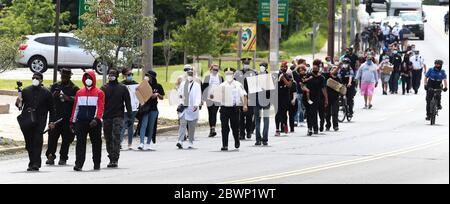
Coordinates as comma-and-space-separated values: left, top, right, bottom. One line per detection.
338, 98, 347, 123
430, 99, 437, 126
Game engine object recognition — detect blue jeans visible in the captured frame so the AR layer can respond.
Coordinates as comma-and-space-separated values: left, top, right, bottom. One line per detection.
254, 107, 270, 143
120, 111, 137, 145
389, 72, 400, 93
139, 111, 158, 145
295, 93, 305, 123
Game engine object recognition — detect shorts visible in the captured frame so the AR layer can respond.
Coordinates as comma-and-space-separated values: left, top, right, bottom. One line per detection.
360, 82, 376, 96
380, 73, 391, 83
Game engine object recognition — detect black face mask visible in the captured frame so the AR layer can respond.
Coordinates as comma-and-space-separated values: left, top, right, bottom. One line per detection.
312, 70, 320, 75
435, 66, 442, 71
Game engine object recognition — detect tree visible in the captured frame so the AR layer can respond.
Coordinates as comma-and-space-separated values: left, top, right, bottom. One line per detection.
75, 0, 155, 72
0, 38, 19, 73
163, 31, 175, 82
174, 7, 236, 75
0, 0, 70, 39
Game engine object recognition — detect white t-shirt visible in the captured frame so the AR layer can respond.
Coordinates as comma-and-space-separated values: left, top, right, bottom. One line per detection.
219, 81, 247, 107
392, 26, 401, 37
381, 25, 391, 35
410, 55, 425, 70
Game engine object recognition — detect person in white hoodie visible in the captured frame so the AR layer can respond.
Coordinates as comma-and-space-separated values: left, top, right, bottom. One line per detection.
176, 68, 202, 149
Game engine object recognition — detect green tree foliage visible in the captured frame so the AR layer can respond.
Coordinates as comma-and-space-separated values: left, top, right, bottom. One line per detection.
0, 38, 19, 73
0, 0, 70, 39
75, 0, 155, 68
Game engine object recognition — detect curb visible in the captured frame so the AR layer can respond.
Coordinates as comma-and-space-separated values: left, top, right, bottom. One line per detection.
0, 90, 18, 96
0, 122, 208, 155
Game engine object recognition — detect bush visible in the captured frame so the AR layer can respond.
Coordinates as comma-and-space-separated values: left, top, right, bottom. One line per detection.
0, 38, 19, 73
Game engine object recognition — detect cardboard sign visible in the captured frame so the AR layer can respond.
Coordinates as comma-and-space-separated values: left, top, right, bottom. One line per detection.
327, 78, 347, 95
135, 81, 152, 106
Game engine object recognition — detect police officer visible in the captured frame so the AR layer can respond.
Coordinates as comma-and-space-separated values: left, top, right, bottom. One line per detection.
340, 58, 356, 118
235, 58, 257, 140
410, 50, 427, 94
389, 49, 403, 94
219, 68, 248, 151
425, 60, 448, 121
45, 68, 79, 166
16, 72, 54, 171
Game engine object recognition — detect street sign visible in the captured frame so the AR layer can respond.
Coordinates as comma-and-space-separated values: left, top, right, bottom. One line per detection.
78, 0, 94, 29
78, 0, 119, 29
258, 0, 289, 25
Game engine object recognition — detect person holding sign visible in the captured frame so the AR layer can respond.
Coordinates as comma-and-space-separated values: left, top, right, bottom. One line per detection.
235, 58, 257, 140
219, 68, 248, 151
137, 70, 165, 151
326, 67, 342, 132
378, 55, 393, 95
254, 63, 271, 146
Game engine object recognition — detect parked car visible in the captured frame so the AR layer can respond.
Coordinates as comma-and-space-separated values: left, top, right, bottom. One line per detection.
16, 33, 125, 74
400, 11, 425, 40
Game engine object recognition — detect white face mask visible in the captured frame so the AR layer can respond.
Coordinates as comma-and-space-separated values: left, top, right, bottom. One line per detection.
32, 79, 40, 87
108, 76, 117, 81
260, 66, 266, 73
343, 64, 349, 68
187, 76, 194, 82
85, 79, 93, 87
243, 65, 250, 70
144, 76, 150, 81
225, 75, 233, 83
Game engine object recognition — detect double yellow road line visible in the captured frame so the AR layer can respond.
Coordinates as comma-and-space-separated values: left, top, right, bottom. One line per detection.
221, 138, 449, 184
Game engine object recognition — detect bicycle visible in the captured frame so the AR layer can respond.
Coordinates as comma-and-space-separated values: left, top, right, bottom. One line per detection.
338, 95, 352, 123
428, 88, 442, 126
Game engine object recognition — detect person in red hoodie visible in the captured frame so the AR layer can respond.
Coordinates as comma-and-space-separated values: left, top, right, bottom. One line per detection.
70, 71, 105, 171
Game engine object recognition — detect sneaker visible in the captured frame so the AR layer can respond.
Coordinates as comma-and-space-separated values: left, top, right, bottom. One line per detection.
58, 160, 67, 166
283, 125, 289, 134
74, 166, 82, 172
438, 105, 443, 110
46, 158, 55, 166
137, 143, 144, 150
319, 126, 324, 132
94, 164, 101, 171
326, 127, 331, 132
368, 104, 373, 109
246, 133, 252, 139
176, 143, 183, 149
307, 130, 313, 136
107, 162, 118, 168
221, 147, 228, 151
334, 127, 339, 132
426, 116, 431, 121
255, 141, 262, 146
235, 140, 240, 149
144, 144, 152, 151
188, 142, 194, 149
308, 100, 314, 105
314, 131, 319, 135
363, 105, 368, 109
263, 142, 269, 146
128, 144, 133, 150
275, 131, 281, 137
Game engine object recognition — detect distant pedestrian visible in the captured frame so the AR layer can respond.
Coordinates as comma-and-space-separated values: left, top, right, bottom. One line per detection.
410, 50, 427, 94
120, 68, 140, 150
356, 52, 379, 109
445, 11, 449, 34
202, 64, 223, 138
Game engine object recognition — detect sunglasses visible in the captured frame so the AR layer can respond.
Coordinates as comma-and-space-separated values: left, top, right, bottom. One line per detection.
32, 77, 41, 80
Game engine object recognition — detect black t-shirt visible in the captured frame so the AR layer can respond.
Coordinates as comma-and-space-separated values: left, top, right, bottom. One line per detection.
50, 82, 79, 121
147, 83, 165, 112
344, 53, 359, 71
306, 74, 326, 103
390, 54, 403, 72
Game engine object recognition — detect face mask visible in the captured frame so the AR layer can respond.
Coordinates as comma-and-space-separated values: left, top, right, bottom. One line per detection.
85, 79, 93, 87
343, 64, 349, 69
187, 76, 194, 82
435, 66, 442, 71
243, 65, 250, 70
260, 66, 266, 73
144, 76, 150, 81
312, 70, 320, 75
108, 76, 117, 81
126, 76, 133, 81
384, 59, 390, 63
367, 59, 373, 65
225, 75, 233, 83
393, 51, 398, 54
32, 79, 40, 87
211, 71, 218, 76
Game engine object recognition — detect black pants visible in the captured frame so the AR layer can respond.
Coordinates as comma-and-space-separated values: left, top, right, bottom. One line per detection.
207, 105, 220, 128
401, 75, 412, 94
326, 98, 339, 129
220, 107, 240, 148
412, 69, 423, 93
103, 117, 124, 163
318, 101, 326, 129
21, 121, 46, 168
289, 101, 298, 131
346, 84, 357, 115
305, 103, 319, 132
426, 90, 442, 116
275, 103, 289, 131
74, 121, 102, 168
239, 106, 254, 138
46, 120, 75, 161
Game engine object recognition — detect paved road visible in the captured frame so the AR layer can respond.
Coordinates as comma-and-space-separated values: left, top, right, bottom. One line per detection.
0, 6, 448, 184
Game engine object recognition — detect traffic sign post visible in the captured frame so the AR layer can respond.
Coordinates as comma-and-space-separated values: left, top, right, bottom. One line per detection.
259, 0, 289, 25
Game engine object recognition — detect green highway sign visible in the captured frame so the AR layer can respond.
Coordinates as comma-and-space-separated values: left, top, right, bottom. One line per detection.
258, 0, 289, 25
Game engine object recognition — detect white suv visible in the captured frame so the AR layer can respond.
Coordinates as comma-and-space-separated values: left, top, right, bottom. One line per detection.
16, 33, 112, 74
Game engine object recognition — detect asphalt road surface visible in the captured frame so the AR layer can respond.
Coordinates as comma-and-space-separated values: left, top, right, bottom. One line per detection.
0, 6, 448, 184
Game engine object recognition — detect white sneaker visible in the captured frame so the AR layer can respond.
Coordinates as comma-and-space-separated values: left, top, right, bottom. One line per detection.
188, 142, 194, 149
128, 144, 133, 150
137, 143, 144, 150
308, 100, 314, 105
144, 144, 152, 151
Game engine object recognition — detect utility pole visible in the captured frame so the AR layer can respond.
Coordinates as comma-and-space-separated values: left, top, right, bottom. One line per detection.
270, 0, 279, 71
143, 0, 154, 76
53, 0, 61, 83
328, 0, 336, 58
350, 0, 356, 44
341, 0, 348, 53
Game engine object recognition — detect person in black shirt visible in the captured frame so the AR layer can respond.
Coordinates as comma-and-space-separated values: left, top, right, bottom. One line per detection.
304, 64, 329, 136
275, 62, 292, 136
389, 49, 403, 94
235, 58, 257, 140
101, 69, 132, 168
16, 72, 54, 171
326, 67, 341, 131
45, 68, 79, 166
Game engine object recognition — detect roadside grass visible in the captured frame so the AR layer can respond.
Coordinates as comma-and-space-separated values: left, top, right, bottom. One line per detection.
281, 25, 328, 57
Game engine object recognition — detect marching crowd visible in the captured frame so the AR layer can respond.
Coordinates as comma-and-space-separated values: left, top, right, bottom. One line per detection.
14, 41, 447, 172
